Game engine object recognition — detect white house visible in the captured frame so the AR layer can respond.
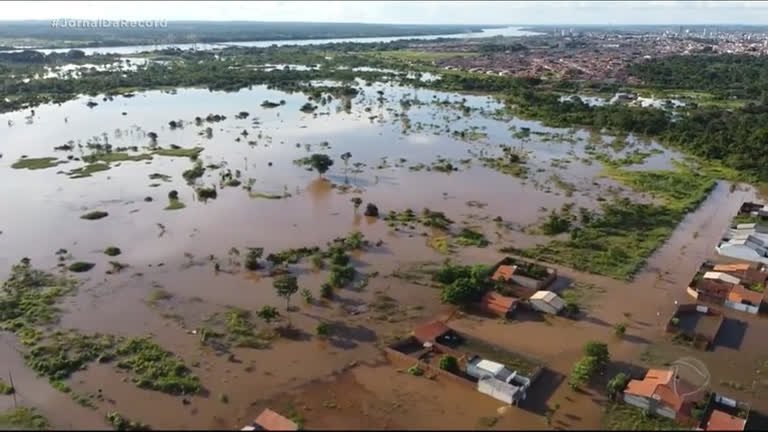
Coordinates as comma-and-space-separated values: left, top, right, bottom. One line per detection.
716, 224, 768, 264
529, 290, 566, 315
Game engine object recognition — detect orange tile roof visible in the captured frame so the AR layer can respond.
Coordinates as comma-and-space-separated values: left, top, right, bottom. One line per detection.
727, 284, 763, 306
413, 320, 451, 343
625, 369, 688, 412
479, 291, 518, 315
254, 409, 298, 431
707, 410, 746, 431
491, 265, 516, 282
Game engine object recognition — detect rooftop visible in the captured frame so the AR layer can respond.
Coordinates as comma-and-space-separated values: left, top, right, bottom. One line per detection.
706, 409, 747, 431
253, 409, 298, 431
478, 291, 518, 315
624, 369, 705, 413
413, 320, 452, 344
491, 265, 516, 282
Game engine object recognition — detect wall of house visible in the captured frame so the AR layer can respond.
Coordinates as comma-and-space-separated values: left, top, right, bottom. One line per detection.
530, 299, 558, 315
724, 300, 759, 314
478, 377, 516, 405
383, 346, 476, 390
624, 394, 651, 410
686, 287, 700, 300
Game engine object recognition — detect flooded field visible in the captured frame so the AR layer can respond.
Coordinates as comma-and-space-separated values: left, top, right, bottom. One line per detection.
0, 77, 764, 429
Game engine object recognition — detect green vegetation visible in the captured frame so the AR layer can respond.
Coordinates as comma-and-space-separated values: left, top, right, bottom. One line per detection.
614, 322, 628, 337
82, 152, 153, 164
68, 162, 111, 178
0, 407, 49, 430
454, 228, 489, 247
165, 197, 186, 211
606, 372, 630, 401
68, 261, 95, 272
115, 337, 200, 395
273, 275, 299, 310
328, 265, 356, 288
316, 322, 330, 337
104, 246, 122, 257
196, 186, 218, 201
295, 153, 334, 177
244, 247, 264, 271
154, 147, 203, 159
407, 365, 424, 376
0, 378, 14, 395
433, 263, 491, 306
480, 146, 528, 178
384, 208, 454, 231
439, 355, 459, 373
146, 289, 173, 306
603, 403, 683, 430
106, 411, 151, 431
80, 210, 109, 220
11, 157, 64, 170
182, 160, 205, 183
569, 341, 610, 389
249, 191, 287, 199
514, 166, 716, 280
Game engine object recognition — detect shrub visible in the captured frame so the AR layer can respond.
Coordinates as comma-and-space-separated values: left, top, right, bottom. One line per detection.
104, 246, 122, 257
316, 322, 330, 336
614, 323, 627, 337
320, 283, 333, 299
439, 355, 459, 373
80, 211, 108, 220
68, 262, 95, 272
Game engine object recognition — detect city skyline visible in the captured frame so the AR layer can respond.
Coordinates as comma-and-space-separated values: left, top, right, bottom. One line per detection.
1, 1, 768, 25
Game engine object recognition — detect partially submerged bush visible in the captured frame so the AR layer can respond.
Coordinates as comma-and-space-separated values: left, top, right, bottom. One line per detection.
104, 246, 122, 257
80, 211, 108, 220
68, 262, 95, 273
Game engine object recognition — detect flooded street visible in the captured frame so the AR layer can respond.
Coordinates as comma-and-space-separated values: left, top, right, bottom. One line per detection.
0, 77, 763, 429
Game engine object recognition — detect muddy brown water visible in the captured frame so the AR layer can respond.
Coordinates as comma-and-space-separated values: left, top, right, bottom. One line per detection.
0, 81, 753, 429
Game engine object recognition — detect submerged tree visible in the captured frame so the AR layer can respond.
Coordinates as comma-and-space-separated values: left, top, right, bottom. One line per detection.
307, 153, 334, 178
273, 275, 299, 310
257, 305, 280, 324
350, 197, 363, 213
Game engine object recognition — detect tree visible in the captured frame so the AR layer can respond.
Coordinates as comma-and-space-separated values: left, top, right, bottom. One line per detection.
273, 275, 299, 310
256, 305, 280, 324
583, 341, 610, 368
440, 277, 479, 305
351, 197, 363, 213
614, 322, 627, 337
569, 355, 598, 390
606, 372, 630, 401
364, 203, 379, 217
439, 355, 459, 373
308, 153, 334, 177
244, 247, 264, 271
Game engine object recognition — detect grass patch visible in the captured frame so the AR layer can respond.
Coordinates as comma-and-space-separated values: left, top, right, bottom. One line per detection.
115, 337, 201, 395
154, 147, 203, 159
80, 210, 109, 220
454, 228, 490, 247
11, 157, 64, 170
603, 403, 684, 430
68, 162, 111, 178
82, 152, 153, 164
104, 246, 122, 257
199, 308, 272, 350
146, 289, 172, 306
25, 330, 119, 380
148, 173, 172, 182
68, 262, 95, 273
560, 281, 606, 310
0, 407, 49, 430
249, 191, 288, 199
515, 166, 716, 280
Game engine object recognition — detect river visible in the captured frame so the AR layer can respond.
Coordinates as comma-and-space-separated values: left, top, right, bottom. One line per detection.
3, 26, 541, 56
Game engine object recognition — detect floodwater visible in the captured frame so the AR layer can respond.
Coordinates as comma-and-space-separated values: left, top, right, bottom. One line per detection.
0, 76, 749, 429
4, 26, 543, 56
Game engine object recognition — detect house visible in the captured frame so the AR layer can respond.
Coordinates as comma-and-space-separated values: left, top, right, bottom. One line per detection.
489, 257, 557, 297
241, 409, 298, 431
477, 291, 519, 318
688, 266, 763, 314
623, 369, 706, 421
412, 319, 463, 346
466, 355, 532, 405
713, 262, 768, 289
529, 290, 566, 315
698, 393, 751, 431
716, 224, 768, 264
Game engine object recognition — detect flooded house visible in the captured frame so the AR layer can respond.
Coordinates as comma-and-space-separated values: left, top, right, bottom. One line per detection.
475, 291, 519, 318
687, 265, 763, 315
697, 393, 751, 431
242, 409, 298, 431
466, 356, 532, 405
528, 290, 566, 315
716, 223, 768, 265
623, 368, 707, 423
489, 256, 557, 299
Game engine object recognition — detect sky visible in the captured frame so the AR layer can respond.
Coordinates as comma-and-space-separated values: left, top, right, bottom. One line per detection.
2, 1, 768, 25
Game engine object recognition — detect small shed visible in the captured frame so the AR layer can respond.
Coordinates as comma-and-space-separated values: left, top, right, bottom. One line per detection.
529, 290, 565, 315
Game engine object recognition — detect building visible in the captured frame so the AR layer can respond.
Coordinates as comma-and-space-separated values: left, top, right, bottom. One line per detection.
716, 223, 768, 264
241, 409, 298, 431
698, 393, 751, 431
623, 369, 706, 421
712, 262, 768, 288
412, 319, 463, 347
529, 290, 566, 315
688, 266, 763, 314
489, 257, 557, 297
466, 355, 532, 405
704, 410, 747, 431
476, 291, 519, 318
